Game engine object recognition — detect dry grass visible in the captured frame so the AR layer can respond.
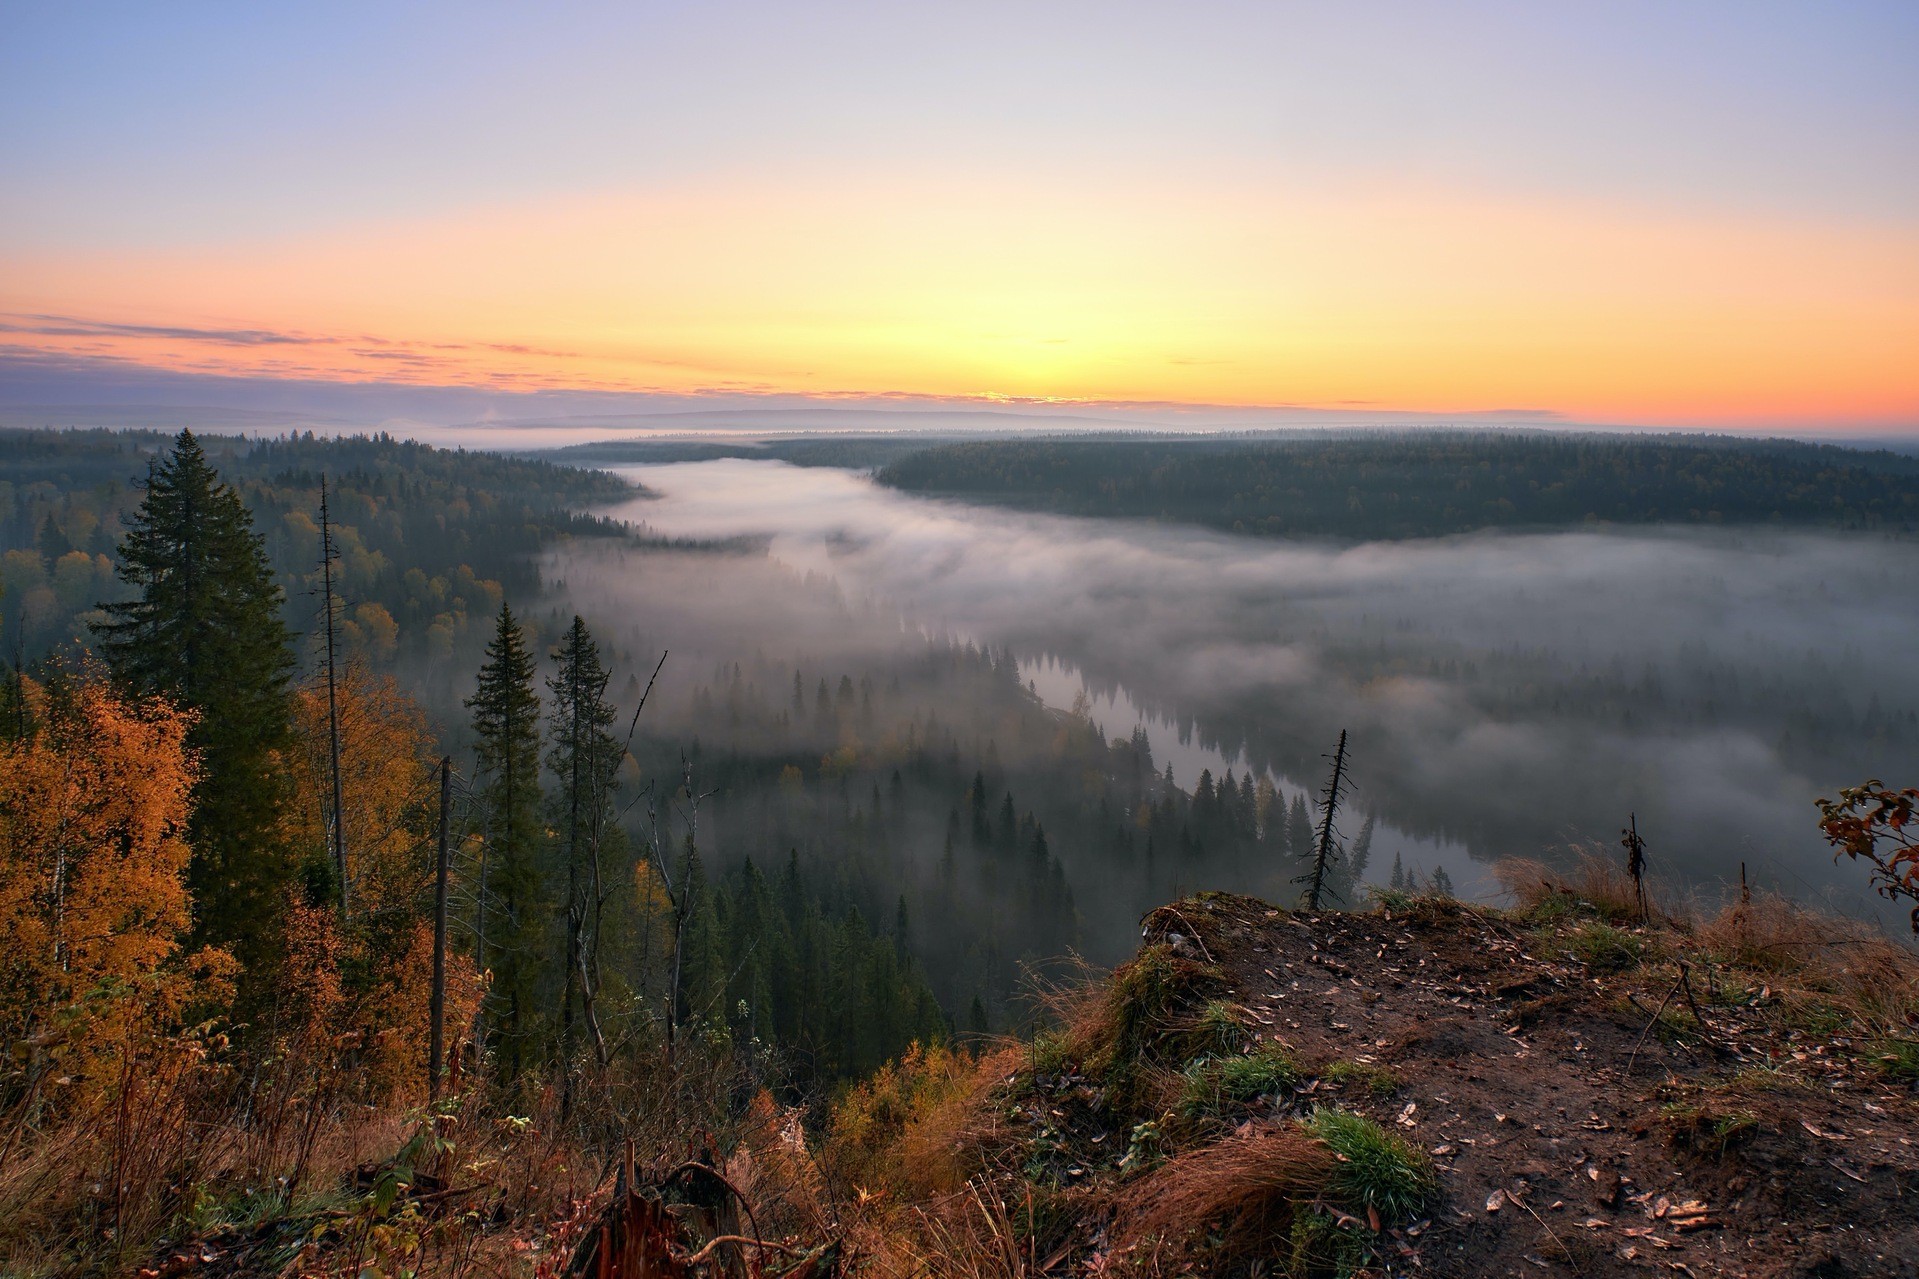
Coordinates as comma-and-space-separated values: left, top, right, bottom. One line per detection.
1496, 847, 1657, 924
1697, 890, 1919, 1033
1057, 945, 1228, 1077
1109, 1127, 1337, 1262
0, 1026, 769, 1279
823, 1041, 1022, 1203
1496, 849, 1919, 1043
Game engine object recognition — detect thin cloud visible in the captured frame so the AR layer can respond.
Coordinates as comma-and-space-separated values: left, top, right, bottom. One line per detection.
0, 312, 333, 347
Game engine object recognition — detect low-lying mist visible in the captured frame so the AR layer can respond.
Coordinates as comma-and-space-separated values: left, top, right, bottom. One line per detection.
556, 458, 1919, 923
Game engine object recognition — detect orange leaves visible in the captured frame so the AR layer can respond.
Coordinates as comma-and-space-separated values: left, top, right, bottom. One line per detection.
0, 674, 231, 1097
1817, 780, 1919, 931
286, 664, 485, 1102
291, 661, 437, 916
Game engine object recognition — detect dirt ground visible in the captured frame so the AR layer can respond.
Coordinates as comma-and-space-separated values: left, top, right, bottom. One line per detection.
1133, 894, 1919, 1278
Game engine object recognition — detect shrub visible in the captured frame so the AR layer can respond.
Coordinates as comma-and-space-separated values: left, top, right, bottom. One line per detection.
1817, 780, 1919, 931
824, 1041, 986, 1197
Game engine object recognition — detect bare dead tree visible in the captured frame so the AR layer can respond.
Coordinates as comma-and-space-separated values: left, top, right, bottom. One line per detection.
1299, 730, 1352, 909
318, 474, 347, 916
430, 755, 451, 1100
1622, 812, 1649, 922
663, 754, 718, 1064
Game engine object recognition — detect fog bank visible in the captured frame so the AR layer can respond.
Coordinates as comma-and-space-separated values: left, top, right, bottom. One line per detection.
561, 459, 1919, 919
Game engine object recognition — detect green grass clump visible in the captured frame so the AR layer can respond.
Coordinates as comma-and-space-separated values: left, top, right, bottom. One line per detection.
1185, 1000, 1253, 1058
1029, 1030, 1072, 1076
1659, 1101, 1759, 1157
1566, 921, 1645, 973
1178, 1044, 1300, 1117
1869, 1038, 1919, 1083
1101, 944, 1225, 1069
1305, 1107, 1439, 1224
1286, 1207, 1374, 1278
1367, 886, 1418, 913
1319, 1060, 1399, 1099
1520, 889, 1582, 925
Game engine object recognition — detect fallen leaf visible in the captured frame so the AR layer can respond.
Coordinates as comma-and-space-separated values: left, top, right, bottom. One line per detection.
1486, 1189, 1508, 1213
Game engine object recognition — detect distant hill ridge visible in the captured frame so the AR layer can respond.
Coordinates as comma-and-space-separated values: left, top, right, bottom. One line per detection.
874, 431, 1919, 539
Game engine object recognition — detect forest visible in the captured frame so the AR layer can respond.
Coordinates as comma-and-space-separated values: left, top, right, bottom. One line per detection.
0, 427, 634, 698
876, 431, 1919, 539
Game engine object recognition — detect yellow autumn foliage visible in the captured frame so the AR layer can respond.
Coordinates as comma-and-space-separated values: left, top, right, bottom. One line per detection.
284, 663, 484, 1101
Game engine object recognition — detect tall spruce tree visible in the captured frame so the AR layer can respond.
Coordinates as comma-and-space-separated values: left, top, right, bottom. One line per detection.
93, 429, 295, 962
546, 616, 622, 1075
465, 602, 545, 1071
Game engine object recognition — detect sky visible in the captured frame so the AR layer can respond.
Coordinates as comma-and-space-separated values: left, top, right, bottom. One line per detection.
2, 2, 1916, 431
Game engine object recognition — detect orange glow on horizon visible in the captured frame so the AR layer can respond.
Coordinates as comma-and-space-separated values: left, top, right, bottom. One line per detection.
4, 175, 1915, 428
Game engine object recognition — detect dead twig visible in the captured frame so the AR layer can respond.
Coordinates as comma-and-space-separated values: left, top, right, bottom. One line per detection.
1626, 976, 1683, 1075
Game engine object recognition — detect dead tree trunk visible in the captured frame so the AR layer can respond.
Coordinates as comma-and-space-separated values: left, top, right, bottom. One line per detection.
319, 475, 347, 917
1302, 730, 1351, 909
430, 755, 451, 1101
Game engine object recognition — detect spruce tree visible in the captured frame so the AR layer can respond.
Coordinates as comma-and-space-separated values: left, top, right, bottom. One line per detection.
93, 430, 295, 963
465, 602, 545, 1071
546, 616, 622, 1067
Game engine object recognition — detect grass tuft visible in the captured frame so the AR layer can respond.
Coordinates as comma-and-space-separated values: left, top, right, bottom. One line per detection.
1497, 849, 1652, 924
1659, 1101, 1760, 1158
1869, 1038, 1919, 1083
1178, 1044, 1301, 1118
1565, 920, 1646, 972
1079, 944, 1227, 1076
1305, 1106, 1439, 1225
1185, 999, 1253, 1059
1319, 1060, 1400, 1099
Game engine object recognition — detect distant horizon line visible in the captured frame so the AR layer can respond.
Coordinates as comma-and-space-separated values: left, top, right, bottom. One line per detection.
6, 405, 1918, 461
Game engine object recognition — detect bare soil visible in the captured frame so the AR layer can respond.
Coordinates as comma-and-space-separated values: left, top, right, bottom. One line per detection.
1136, 893, 1919, 1278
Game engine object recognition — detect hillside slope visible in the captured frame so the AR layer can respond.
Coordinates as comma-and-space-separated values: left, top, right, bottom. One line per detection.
840, 883, 1919, 1279
118, 882, 1919, 1279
